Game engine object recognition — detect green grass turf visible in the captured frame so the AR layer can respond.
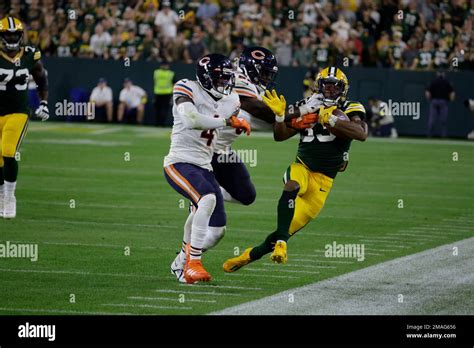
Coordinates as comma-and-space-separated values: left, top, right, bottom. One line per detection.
0, 122, 473, 315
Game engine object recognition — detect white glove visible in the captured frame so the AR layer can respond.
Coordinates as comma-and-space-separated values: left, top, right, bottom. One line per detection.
35, 100, 49, 121
216, 94, 241, 119
298, 93, 324, 115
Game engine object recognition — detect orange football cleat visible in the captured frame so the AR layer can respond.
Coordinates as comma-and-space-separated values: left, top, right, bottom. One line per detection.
184, 259, 212, 284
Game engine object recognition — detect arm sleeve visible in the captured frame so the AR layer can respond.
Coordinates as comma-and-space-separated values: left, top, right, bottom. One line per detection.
177, 101, 227, 130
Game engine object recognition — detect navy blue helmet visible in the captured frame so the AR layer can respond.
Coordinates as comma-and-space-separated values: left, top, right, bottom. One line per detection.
239, 46, 278, 89
196, 53, 235, 98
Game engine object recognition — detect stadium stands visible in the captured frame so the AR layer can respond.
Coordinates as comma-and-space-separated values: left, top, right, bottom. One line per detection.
1, 0, 472, 70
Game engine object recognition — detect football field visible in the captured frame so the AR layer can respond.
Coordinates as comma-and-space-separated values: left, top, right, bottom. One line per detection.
0, 122, 473, 315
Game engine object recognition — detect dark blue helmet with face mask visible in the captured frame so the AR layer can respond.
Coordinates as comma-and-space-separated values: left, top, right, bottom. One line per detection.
196, 53, 235, 99
239, 46, 278, 90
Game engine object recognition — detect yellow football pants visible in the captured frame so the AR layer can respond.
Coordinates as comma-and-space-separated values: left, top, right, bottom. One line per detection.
0, 113, 29, 167
283, 162, 334, 235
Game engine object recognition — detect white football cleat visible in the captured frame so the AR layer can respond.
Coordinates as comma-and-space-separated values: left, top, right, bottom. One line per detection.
3, 195, 16, 219
170, 252, 187, 283
0, 192, 4, 218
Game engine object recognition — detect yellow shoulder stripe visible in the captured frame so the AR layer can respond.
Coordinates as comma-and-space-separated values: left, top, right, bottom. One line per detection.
345, 107, 366, 113
34, 51, 41, 60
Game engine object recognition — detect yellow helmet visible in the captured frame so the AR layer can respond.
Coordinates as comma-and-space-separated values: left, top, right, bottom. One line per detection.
315, 67, 349, 106
0, 17, 24, 51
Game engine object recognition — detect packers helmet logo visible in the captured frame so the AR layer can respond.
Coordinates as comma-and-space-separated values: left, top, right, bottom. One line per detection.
0, 17, 23, 31
251, 50, 265, 60
199, 57, 211, 66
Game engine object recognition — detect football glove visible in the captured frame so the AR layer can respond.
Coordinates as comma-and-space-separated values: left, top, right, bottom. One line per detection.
318, 105, 337, 127
298, 93, 324, 115
262, 89, 286, 122
290, 113, 318, 129
229, 116, 251, 136
35, 100, 49, 121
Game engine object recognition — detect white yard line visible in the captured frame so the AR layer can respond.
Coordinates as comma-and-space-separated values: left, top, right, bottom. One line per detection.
101, 303, 192, 310
20, 218, 175, 229
291, 258, 355, 264
0, 307, 135, 315
244, 268, 320, 275
178, 284, 262, 291
223, 273, 299, 279
0, 268, 165, 280
260, 263, 336, 269
128, 296, 217, 304
154, 289, 245, 297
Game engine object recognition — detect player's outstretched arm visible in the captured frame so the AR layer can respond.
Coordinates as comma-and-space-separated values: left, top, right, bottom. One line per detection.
176, 96, 228, 130
262, 89, 300, 141
240, 96, 275, 124
32, 60, 49, 121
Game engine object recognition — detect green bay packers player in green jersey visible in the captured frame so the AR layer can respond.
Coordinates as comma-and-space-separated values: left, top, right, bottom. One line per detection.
223, 67, 368, 271
0, 17, 49, 218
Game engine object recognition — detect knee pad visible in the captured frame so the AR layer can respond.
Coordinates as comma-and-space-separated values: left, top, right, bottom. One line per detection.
202, 226, 226, 251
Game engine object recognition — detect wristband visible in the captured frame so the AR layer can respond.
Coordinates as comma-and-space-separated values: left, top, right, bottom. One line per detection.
275, 114, 285, 123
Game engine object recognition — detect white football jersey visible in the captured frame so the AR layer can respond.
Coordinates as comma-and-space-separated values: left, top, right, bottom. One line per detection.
164, 79, 240, 170
214, 71, 270, 154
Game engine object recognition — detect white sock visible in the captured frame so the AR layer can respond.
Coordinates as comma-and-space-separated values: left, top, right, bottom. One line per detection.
4, 181, 16, 197
190, 194, 216, 260
178, 210, 195, 263
0, 184, 4, 195
203, 226, 226, 251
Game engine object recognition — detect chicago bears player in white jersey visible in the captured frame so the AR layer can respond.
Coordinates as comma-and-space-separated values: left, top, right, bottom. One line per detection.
170, 47, 283, 283
164, 53, 250, 284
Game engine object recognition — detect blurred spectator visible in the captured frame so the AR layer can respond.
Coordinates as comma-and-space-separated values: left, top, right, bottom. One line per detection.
464, 99, 474, 140
367, 97, 398, 138
90, 24, 112, 58
154, 1, 179, 40
118, 78, 147, 124
153, 62, 175, 126
425, 72, 455, 138
293, 37, 313, 67
196, 0, 220, 21
184, 32, 208, 63
90, 78, 113, 123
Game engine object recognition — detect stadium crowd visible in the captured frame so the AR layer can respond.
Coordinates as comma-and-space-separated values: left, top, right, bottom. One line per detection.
1, 0, 472, 70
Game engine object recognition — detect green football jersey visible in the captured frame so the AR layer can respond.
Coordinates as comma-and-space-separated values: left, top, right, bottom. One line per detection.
295, 99, 366, 178
0, 45, 41, 116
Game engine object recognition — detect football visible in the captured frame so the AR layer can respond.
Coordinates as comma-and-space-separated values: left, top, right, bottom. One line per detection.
328, 108, 350, 139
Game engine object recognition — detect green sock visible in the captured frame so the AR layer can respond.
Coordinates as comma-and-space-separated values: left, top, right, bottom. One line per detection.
3, 157, 18, 182
249, 231, 278, 260
0, 166, 4, 186
273, 189, 298, 242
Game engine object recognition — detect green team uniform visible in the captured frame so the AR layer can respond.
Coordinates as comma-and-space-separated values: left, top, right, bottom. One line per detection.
0, 46, 41, 115
295, 99, 366, 178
